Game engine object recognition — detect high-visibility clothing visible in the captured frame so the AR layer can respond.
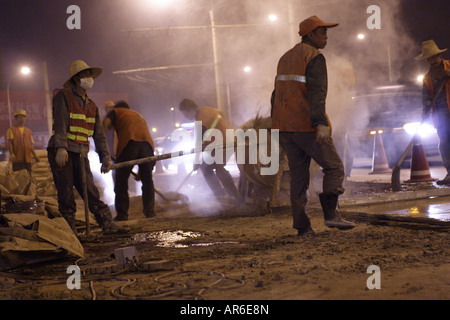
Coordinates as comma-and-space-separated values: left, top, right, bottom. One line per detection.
8, 126, 34, 163
423, 60, 450, 127
272, 42, 329, 132
52, 88, 97, 145
113, 108, 155, 158
196, 107, 230, 135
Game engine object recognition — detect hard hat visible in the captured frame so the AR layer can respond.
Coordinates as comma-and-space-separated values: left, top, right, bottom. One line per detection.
14, 109, 27, 117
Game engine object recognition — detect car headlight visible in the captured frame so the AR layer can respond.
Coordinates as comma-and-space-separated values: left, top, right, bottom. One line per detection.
403, 122, 437, 137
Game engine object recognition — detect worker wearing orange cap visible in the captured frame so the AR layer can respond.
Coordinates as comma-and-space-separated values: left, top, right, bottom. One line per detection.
7, 109, 40, 175
272, 16, 355, 236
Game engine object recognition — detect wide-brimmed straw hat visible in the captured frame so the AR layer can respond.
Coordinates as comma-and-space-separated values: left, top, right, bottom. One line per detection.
415, 40, 447, 60
64, 60, 103, 87
299, 15, 339, 37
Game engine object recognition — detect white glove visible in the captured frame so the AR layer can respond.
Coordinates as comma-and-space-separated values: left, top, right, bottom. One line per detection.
56, 148, 68, 167
316, 125, 331, 145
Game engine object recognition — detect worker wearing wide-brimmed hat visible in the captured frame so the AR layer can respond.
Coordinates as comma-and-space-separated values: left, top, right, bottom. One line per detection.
7, 109, 40, 175
271, 15, 355, 237
47, 59, 124, 235
416, 40, 450, 185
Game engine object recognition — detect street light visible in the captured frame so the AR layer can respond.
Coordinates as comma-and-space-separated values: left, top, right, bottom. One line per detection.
6, 66, 31, 128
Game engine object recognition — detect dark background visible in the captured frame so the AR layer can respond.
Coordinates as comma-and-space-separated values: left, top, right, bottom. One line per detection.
0, 0, 448, 135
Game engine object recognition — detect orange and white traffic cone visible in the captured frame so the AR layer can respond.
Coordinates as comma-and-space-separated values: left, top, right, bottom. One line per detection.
406, 135, 436, 182
370, 131, 391, 174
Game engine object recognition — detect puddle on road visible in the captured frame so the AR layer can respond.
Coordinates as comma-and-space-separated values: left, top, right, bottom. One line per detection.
130, 230, 238, 248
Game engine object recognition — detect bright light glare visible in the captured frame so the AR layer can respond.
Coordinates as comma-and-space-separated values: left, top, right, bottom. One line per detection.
403, 122, 437, 137
21, 66, 31, 75
243, 66, 251, 73
143, 0, 174, 8
357, 33, 365, 40
417, 74, 424, 83
268, 14, 278, 22
152, 127, 157, 133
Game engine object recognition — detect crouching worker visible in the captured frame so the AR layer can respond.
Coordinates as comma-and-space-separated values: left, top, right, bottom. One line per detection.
47, 59, 124, 235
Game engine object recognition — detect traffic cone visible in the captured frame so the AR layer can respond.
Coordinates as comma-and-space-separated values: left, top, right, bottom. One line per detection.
406, 135, 436, 182
370, 132, 391, 174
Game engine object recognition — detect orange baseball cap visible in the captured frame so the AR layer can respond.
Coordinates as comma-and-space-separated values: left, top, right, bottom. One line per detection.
299, 16, 339, 37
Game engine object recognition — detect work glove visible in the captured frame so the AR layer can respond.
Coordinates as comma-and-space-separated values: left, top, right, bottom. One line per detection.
101, 159, 111, 174
8, 154, 15, 162
56, 148, 68, 167
316, 125, 331, 145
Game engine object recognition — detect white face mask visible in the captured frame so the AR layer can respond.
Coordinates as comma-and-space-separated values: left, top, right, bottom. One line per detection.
79, 77, 94, 90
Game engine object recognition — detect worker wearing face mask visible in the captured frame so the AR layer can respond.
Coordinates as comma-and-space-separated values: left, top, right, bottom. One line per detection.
47, 60, 123, 236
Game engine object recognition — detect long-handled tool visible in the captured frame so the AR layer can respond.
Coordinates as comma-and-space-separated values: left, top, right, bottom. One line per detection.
391, 79, 447, 191
79, 151, 90, 236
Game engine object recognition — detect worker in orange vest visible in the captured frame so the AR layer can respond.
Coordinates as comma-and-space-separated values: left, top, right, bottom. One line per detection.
47, 60, 123, 235
272, 16, 355, 236
7, 109, 40, 176
103, 100, 156, 221
179, 99, 238, 200
416, 40, 450, 185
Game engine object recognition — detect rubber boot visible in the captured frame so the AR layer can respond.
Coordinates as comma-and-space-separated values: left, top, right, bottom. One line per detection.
437, 173, 450, 186
319, 193, 355, 230
292, 198, 316, 236
96, 210, 127, 234
114, 213, 129, 221
62, 212, 79, 237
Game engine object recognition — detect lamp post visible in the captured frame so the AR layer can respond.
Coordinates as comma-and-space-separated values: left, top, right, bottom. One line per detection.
6, 66, 31, 128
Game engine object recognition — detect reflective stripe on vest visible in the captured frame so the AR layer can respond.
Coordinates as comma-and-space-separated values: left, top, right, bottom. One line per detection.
276, 74, 307, 83
70, 113, 96, 123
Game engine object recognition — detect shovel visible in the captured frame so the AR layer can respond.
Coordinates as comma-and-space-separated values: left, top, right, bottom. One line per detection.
391, 79, 447, 191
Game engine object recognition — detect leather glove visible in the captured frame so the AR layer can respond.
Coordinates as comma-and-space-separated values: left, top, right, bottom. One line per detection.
316, 125, 331, 145
101, 159, 111, 174
56, 148, 68, 167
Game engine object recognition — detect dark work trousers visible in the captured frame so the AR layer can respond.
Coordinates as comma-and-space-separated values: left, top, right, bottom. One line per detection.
114, 141, 155, 218
437, 113, 450, 174
200, 162, 238, 198
279, 132, 345, 229
48, 148, 110, 224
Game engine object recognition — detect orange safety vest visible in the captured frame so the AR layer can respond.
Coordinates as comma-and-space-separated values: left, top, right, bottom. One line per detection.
112, 108, 155, 158
9, 126, 33, 163
196, 106, 231, 137
52, 88, 97, 145
272, 42, 331, 132
423, 60, 450, 127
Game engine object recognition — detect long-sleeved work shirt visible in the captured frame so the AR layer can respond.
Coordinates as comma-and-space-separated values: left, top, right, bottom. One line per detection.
47, 85, 110, 162
304, 46, 329, 128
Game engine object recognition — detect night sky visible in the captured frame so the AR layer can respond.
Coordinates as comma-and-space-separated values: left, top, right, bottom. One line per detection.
0, 0, 448, 133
